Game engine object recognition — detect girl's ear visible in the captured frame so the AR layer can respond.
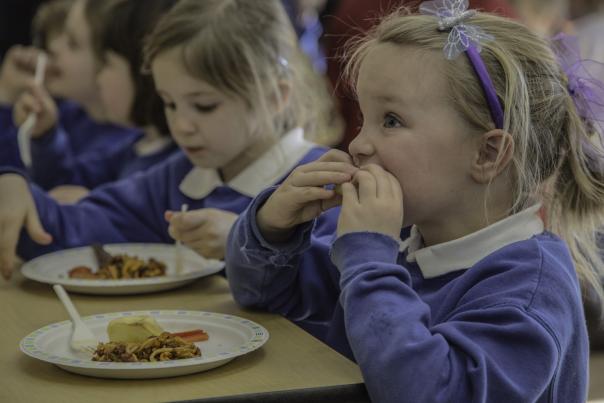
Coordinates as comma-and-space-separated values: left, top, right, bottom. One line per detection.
471, 129, 515, 184
272, 79, 291, 113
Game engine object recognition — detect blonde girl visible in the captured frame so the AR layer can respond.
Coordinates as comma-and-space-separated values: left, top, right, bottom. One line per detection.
224, 1, 604, 401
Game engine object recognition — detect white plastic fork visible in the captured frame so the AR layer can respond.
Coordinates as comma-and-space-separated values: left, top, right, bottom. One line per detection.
175, 203, 189, 275
52, 284, 98, 354
17, 52, 48, 168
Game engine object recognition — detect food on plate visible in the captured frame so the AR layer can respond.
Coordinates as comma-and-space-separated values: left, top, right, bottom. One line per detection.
171, 329, 209, 343
68, 254, 167, 280
107, 316, 165, 343
92, 332, 201, 362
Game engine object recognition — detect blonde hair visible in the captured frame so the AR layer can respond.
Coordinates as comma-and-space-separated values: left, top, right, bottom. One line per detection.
143, 0, 340, 144
345, 10, 604, 302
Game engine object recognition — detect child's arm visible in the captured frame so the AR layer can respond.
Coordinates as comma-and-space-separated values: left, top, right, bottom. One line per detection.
332, 234, 564, 402
226, 149, 356, 327
332, 164, 570, 402
0, 156, 185, 278
28, 123, 127, 190
226, 186, 343, 329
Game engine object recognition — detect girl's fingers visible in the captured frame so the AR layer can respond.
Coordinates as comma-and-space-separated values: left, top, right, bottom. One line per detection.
340, 182, 359, 206
317, 149, 354, 164
320, 195, 343, 212
362, 164, 392, 198
290, 171, 352, 188
165, 210, 207, 231
355, 170, 377, 202
296, 161, 358, 176
388, 173, 403, 201
0, 220, 19, 280
178, 229, 207, 244
294, 187, 336, 204
25, 206, 52, 245
18, 92, 41, 115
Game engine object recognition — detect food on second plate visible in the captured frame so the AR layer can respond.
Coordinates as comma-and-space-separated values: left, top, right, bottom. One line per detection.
68, 254, 167, 280
170, 329, 209, 343
92, 332, 201, 362
107, 316, 165, 343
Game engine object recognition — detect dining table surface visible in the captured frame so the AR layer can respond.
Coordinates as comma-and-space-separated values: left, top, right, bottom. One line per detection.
0, 269, 366, 403
1, 266, 603, 402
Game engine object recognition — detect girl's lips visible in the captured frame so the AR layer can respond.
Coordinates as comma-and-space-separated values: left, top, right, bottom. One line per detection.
184, 146, 206, 154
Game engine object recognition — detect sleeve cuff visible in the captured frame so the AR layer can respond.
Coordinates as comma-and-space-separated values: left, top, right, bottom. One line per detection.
245, 186, 315, 266
330, 232, 400, 272
0, 166, 30, 181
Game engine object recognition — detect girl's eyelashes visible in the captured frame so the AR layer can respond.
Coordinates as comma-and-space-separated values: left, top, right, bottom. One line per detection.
162, 100, 176, 110
193, 103, 219, 113
383, 112, 404, 129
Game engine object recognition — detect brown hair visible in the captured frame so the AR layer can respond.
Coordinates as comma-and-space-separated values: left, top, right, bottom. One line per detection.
345, 9, 604, 302
32, 0, 75, 49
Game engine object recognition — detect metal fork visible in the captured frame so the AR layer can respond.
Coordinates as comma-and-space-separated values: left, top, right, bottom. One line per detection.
52, 284, 98, 354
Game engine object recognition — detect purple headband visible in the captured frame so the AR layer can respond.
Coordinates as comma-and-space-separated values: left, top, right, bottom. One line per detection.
420, 0, 505, 129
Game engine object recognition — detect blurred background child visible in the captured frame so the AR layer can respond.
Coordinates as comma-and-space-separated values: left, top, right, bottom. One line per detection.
1, 0, 140, 199
0, 0, 337, 281
12, 0, 180, 204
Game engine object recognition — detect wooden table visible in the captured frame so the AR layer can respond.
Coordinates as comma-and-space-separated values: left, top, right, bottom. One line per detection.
591, 351, 604, 401
2, 270, 603, 402
0, 272, 365, 403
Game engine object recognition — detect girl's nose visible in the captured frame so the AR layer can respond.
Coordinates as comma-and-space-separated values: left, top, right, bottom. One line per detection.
172, 112, 196, 136
348, 130, 375, 166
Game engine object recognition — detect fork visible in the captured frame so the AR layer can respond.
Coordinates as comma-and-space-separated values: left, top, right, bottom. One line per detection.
52, 284, 98, 354
17, 53, 48, 168
175, 203, 189, 275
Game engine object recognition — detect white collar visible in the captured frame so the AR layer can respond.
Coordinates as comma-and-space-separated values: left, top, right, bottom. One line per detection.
401, 204, 544, 279
179, 128, 315, 199
134, 136, 173, 157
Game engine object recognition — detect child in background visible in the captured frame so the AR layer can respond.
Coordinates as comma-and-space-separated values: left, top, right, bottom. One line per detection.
0, 0, 336, 280
13, 0, 180, 203
1, 0, 139, 197
225, 3, 604, 402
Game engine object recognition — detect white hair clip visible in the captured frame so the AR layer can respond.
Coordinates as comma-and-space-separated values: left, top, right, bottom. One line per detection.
420, 0, 494, 60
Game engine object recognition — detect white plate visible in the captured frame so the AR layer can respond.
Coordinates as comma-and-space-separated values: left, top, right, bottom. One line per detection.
21, 244, 224, 295
20, 310, 269, 379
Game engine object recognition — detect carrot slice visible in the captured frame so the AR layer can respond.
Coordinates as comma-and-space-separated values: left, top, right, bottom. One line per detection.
171, 329, 209, 342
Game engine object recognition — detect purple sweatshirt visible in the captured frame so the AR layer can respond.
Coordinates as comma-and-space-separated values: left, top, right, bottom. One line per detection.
226, 188, 589, 402
0, 100, 142, 189
3, 129, 327, 261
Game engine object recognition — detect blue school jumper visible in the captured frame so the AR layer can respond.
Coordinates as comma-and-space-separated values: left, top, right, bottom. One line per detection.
225, 190, 589, 403
0, 100, 141, 187
3, 128, 326, 260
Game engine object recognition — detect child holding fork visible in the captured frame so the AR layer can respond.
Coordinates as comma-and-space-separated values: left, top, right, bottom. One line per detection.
0, 0, 140, 192
0, 0, 338, 280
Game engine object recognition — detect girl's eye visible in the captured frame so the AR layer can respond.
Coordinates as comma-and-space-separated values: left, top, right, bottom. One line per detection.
162, 101, 176, 110
383, 113, 403, 129
194, 103, 219, 113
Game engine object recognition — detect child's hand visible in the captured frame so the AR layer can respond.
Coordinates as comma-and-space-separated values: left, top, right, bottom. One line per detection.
0, 174, 53, 280
337, 164, 404, 240
0, 45, 40, 105
165, 208, 238, 260
256, 149, 358, 243
12, 83, 58, 137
